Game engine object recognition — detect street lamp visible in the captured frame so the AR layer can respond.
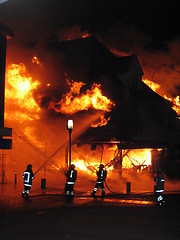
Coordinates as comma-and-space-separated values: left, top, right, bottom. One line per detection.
67, 120, 73, 167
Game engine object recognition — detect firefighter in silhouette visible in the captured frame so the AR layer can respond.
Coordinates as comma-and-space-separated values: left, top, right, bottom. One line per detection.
22, 164, 34, 199
65, 164, 77, 198
154, 168, 165, 205
92, 164, 107, 198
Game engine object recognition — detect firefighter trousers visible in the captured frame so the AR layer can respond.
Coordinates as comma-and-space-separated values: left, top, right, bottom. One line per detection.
93, 182, 105, 196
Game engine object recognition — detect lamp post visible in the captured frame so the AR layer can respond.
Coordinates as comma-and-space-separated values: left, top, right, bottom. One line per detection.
67, 120, 73, 167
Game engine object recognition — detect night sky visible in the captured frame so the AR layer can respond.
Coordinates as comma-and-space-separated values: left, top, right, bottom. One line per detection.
0, 0, 180, 97
0, 0, 179, 44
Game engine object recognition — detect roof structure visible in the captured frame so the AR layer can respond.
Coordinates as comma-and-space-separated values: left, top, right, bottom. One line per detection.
0, 21, 13, 38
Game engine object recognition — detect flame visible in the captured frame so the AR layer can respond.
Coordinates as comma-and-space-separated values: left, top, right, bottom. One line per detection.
71, 147, 151, 175
91, 114, 111, 127
32, 56, 41, 66
164, 95, 180, 115
72, 159, 94, 174
82, 33, 91, 38
142, 79, 160, 92
122, 149, 151, 170
5, 63, 40, 121
48, 80, 115, 114
71, 158, 114, 175
143, 79, 180, 115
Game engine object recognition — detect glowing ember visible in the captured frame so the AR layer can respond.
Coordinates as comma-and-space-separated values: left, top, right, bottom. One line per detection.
82, 33, 91, 38
32, 56, 41, 66
48, 80, 115, 114
5, 63, 40, 121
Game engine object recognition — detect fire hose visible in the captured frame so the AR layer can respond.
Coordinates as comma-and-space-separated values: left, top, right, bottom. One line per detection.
104, 180, 121, 195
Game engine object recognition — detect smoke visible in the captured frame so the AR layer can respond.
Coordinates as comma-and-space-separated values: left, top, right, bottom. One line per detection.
1, 1, 179, 98
98, 21, 180, 98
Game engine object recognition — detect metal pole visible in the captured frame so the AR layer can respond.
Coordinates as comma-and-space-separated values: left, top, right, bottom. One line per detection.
100, 144, 104, 164
1, 150, 4, 184
15, 171, 17, 184
69, 129, 72, 167
44, 142, 47, 177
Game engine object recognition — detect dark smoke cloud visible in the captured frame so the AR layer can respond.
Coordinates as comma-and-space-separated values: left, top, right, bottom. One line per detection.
0, 0, 179, 99
98, 22, 180, 97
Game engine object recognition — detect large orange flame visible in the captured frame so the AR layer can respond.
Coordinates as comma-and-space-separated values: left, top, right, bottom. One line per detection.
122, 149, 151, 170
5, 63, 40, 121
48, 80, 115, 114
143, 79, 180, 115
71, 148, 152, 174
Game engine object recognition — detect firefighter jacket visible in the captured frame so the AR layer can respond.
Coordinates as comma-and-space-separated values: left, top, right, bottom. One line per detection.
96, 169, 107, 183
154, 173, 165, 193
23, 169, 34, 187
66, 169, 77, 184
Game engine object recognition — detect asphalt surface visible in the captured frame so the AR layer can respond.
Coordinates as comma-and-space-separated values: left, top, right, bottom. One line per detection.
0, 184, 179, 240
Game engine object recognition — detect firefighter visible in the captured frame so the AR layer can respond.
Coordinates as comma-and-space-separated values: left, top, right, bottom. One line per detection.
65, 164, 77, 198
154, 168, 165, 205
91, 164, 107, 198
22, 164, 34, 199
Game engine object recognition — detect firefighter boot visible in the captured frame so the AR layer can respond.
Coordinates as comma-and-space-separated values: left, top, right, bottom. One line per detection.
65, 190, 70, 196
101, 189, 105, 199
91, 191, 96, 198
22, 190, 25, 198
25, 193, 29, 200
25, 190, 30, 200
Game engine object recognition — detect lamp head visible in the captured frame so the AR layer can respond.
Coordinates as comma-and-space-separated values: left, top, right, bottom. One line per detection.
67, 119, 73, 130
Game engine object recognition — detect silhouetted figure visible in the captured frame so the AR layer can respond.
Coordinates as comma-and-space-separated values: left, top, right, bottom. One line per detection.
92, 164, 107, 198
65, 164, 77, 199
154, 168, 165, 205
22, 164, 34, 199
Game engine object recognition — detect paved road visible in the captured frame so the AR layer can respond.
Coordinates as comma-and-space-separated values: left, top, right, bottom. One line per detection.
0, 184, 179, 240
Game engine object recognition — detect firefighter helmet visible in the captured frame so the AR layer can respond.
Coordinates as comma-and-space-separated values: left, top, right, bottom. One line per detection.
99, 164, 104, 169
27, 164, 32, 170
70, 164, 75, 170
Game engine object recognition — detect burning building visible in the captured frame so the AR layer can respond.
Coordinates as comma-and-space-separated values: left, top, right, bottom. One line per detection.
2, 36, 180, 188
46, 37, 179, 178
